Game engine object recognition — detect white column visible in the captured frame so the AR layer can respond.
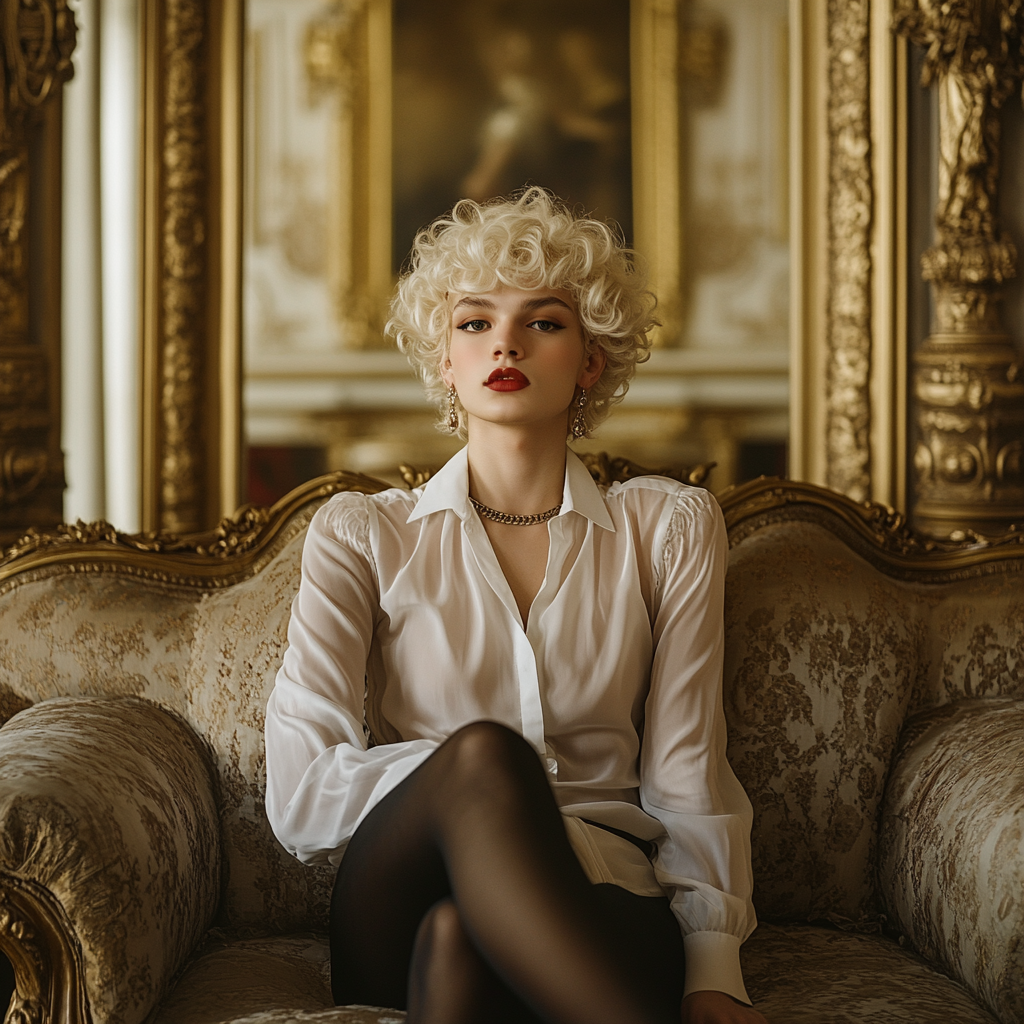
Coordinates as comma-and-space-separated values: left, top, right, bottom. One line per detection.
62, 0, 105, 523
99, 0, 141, 532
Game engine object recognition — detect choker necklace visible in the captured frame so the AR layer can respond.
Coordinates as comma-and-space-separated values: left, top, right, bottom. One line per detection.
469, 496, 562, 527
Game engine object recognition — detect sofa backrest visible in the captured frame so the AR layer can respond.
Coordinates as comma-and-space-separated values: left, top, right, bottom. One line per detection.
722, 490, 1024, 927
0, 475, 1021, 934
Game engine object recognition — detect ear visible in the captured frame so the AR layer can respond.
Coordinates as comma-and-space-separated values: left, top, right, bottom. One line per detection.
439, 357, 454, 390
577, 347, 606, 390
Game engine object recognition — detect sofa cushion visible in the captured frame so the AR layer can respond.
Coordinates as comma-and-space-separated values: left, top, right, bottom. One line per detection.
743, 923, 997, 1022
879, 697, 1024, 1024
149, 924, 997, 1024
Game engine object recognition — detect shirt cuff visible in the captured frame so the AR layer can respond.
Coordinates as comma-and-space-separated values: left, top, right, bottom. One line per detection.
682, 931, 751, 1006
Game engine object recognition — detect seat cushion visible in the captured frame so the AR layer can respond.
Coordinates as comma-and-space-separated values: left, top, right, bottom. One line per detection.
744, 924, 997, 1022
152, 923, 996, 1024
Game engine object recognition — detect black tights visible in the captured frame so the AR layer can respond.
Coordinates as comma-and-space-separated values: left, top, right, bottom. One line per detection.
329, 721, 685, 1024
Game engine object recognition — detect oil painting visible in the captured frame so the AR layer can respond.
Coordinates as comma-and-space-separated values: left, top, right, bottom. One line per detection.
392, 0, 632, 269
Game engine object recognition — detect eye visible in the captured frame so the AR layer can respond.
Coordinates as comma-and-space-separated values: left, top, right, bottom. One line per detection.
529, 319, 564, 332
457, 319, 489, 332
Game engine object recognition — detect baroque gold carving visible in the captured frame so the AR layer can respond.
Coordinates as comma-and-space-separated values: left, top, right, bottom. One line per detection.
578, 451, 714, 488
894, 1, 1024, 537
825, 0, 873, 503
720, 476, 1024, 581
3, 464, 1020, 595
0, 468, 391, 589
304, 0, 369, 100
0, 874, 89, 1024
0, 1, 75, 534
398, 454, 715, 492
0, 150, 27, 334
158, 0, 207, 535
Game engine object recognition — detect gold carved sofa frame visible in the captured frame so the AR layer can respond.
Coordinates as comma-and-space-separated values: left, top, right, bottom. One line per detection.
0, 465, 1020, 1024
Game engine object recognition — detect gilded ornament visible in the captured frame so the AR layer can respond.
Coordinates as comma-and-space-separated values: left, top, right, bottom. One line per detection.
0, 874, 90, 1024
894, 0, 1024, 537
156, 0, 208, 534
825, 0, 873, 503
0, 1, 75, 537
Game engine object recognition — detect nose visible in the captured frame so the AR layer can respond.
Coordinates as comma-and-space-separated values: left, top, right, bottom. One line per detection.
491, 322, 521, 360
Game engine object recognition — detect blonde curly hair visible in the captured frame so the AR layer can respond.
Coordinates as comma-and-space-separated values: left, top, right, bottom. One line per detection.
386, 188, 658, 438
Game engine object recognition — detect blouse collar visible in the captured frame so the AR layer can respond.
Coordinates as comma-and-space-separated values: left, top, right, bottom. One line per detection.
407, 446, 615, 532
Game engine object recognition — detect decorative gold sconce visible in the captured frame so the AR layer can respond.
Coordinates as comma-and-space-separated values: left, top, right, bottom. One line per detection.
894, 1, 1024, 538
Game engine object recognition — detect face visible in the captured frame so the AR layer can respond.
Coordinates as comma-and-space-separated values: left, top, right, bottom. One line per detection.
440, 285, 606, 436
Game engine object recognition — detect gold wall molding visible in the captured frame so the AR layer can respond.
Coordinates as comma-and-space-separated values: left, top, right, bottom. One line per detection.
302, 0, 391, 348
894, 0, 1024, 537
0, 0, 75, 544
142, 0, 242, 535
792, 0, 909, 512
825, 0, 874, 502
292, 0, 716, 350
631, 0, 685, 345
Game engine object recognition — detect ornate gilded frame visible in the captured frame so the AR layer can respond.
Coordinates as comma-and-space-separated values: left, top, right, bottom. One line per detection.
0, 0, 77, 545
140, 0, 243, 535
789, 0, 910, 511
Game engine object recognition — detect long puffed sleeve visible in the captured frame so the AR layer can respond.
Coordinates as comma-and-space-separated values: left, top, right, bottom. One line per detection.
265, 494, 438, 866
641, 488, 756, 1004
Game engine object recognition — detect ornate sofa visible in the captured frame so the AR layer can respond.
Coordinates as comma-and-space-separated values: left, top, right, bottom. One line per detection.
0, 466, 1020, 1024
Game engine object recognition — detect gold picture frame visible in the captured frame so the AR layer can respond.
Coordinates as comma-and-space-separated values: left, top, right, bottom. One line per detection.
136, 0, 910, 533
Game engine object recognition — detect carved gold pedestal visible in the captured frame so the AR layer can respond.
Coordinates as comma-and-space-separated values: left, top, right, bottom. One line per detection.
913, 335, 1024, 536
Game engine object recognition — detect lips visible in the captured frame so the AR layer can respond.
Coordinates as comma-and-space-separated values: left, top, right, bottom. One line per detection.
485, 367, 530, 391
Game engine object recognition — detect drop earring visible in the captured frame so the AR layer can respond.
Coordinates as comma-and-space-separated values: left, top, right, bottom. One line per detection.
571, 389, 588, 440
447, 386, 459, 432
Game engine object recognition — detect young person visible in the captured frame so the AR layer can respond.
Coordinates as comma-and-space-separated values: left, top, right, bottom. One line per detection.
265, 189, 767, 1024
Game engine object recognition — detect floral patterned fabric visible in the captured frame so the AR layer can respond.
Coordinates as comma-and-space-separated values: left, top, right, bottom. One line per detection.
0, 696, 221, 1024
150, 923, 999, 1024
722, 521, 1023, 934
879, 697, 1024, 1024
0, 500, 1020, 1023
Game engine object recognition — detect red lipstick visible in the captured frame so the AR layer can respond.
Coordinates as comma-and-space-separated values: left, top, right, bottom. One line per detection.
485, 367, 530, 391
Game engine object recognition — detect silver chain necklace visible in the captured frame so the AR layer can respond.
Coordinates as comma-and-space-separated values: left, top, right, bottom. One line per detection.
469, 496, 562, 527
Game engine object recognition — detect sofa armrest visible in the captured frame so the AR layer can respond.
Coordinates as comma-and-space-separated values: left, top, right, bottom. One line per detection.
0, 696, 221, 1024
879, 698, 1024, 1024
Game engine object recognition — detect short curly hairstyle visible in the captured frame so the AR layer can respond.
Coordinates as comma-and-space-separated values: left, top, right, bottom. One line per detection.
386, 188, 658, 438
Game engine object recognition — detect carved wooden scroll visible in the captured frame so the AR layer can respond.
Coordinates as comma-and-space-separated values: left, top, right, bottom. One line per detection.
0, 0, 76, 544
894, 0, 1024, 537
0, 875, 89, 1024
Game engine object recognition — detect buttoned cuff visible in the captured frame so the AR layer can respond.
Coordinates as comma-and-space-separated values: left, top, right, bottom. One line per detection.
682, 931, 751, 1006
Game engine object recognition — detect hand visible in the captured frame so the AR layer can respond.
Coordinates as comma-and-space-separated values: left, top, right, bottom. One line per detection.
681, 990, 769, 1024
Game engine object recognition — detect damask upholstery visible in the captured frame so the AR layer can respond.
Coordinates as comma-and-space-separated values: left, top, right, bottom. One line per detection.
0, 696, 220, 1024
0, 477, 1019, 1024
144, 923, 1005, 1024
879, 698, 1024, 1023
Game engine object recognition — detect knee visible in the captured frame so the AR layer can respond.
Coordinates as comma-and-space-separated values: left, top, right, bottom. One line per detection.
416, 897, 470, 958
441, 721, 537, 784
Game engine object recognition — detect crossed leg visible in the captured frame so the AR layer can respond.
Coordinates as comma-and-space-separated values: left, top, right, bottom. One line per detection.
329, 721, 684, 1024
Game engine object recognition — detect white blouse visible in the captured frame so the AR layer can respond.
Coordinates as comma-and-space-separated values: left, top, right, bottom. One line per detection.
265, 447, 756, 1004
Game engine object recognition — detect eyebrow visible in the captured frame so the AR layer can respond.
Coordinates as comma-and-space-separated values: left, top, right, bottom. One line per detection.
452, 295, 573, 313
